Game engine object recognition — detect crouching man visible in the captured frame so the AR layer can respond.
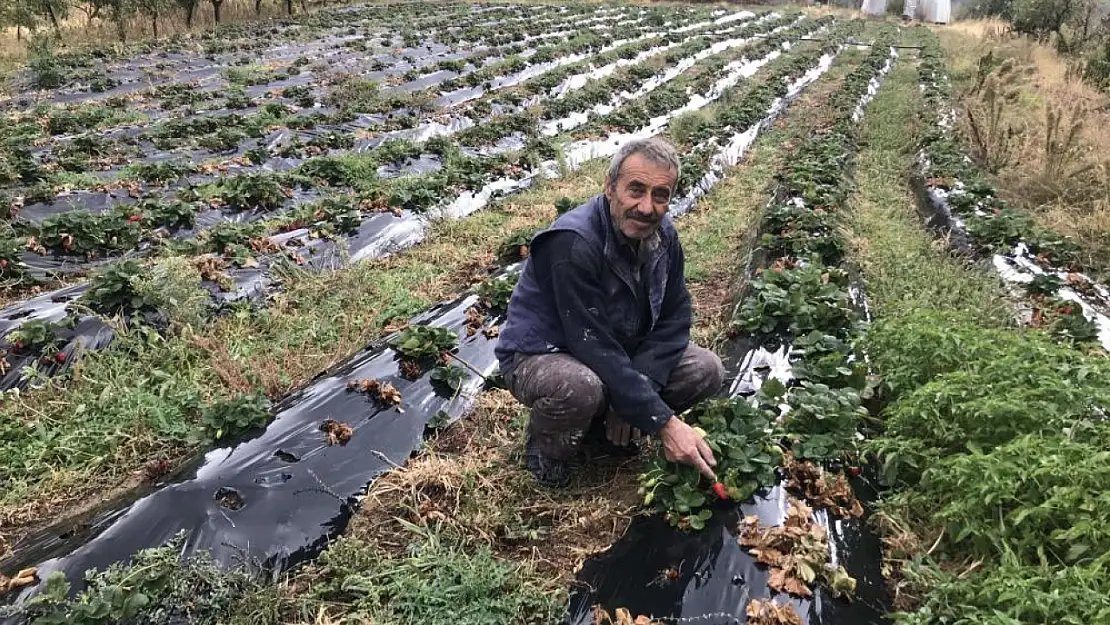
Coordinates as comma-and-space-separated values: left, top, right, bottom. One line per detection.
495, 137, 725, 487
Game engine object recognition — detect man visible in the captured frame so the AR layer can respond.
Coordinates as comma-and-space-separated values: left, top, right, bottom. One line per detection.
495, 137, 725, 487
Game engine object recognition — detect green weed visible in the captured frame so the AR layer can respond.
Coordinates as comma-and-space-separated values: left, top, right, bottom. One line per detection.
290, 524, 560, 625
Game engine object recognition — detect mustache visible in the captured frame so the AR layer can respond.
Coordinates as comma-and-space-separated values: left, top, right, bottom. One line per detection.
624, 210, 658, 224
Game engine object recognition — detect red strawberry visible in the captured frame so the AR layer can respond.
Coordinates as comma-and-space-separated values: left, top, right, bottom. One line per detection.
54, 352, 66, 363
0, 259, 8, 268
711, 482, 729, 500
13, 340, 24, 350
128, 214, 143, 223
849, 467, 862, 478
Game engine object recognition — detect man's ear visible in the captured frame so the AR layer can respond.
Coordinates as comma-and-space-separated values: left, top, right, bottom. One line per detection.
603, 174, 613, 198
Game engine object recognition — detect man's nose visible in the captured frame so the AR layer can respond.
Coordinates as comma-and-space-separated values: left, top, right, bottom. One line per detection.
637, 196, 654, 215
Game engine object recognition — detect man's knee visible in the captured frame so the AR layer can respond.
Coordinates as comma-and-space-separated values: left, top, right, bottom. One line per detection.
535, 366, 607, 419
663, 345, 726, 410
507, 354, 607, 424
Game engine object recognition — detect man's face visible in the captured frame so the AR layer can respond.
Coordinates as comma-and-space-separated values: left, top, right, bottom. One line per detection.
604, 153, 677, 241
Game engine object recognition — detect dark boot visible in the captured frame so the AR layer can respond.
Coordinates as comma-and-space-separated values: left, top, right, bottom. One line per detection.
525, 433, 572, 487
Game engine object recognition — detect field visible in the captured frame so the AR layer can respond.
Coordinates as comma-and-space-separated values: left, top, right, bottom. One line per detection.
0, 2, 1109, 624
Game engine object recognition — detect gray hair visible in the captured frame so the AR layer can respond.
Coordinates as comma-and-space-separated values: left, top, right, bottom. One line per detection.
606, 137, 681, 190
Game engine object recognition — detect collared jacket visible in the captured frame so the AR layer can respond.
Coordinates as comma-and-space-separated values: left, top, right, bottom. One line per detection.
495, 193, 692, 434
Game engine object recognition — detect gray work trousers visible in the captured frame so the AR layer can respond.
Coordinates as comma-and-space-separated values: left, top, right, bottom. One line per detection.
503, 345, 725, 459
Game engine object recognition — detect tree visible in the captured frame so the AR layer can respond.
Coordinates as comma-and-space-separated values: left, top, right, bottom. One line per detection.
176, 0, 198, 28
72, 0, 104, 31
135, 0, 173, 38
0, 1, 40, 39
26, 0, 69, 38
1013, 0, 1078, 42
209, 0, 224, 24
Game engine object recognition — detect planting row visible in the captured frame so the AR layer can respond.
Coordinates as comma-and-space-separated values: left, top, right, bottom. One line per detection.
856, 28, 1110, 625
909, 30, 1110, 351
6, 3, 618, 100
0, 12, 802, 391
571, 26, 900, 624
0, 10, 761, 256
0, 22, 861, 615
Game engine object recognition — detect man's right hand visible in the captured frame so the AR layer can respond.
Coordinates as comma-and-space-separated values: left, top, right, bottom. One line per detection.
658, 416, 717, 481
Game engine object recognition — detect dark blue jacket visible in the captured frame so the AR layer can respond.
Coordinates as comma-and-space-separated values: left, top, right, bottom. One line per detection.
495, 193, 692, 434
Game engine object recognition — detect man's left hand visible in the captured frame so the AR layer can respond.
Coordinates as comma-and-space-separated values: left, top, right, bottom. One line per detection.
605, 411, 641, 447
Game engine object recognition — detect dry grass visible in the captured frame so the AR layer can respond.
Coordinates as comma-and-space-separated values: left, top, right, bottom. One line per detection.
347, 389, 643, 583
937, 23, 1110, 280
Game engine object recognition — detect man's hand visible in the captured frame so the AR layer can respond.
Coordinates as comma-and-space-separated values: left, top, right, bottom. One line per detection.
658, 417, 717, 480
605, 411, 641, 447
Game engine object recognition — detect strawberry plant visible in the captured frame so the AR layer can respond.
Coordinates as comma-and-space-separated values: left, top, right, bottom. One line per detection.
638, 395, 782, 530
125, 161, 196, 185
498, 227, 536, 262
789, 331, 868, 390
140, 200, 199, 230
430, 365, 468, 395
6, 319, 59, 352
202, 393, 272, 440
388, 175, 447, 213
208, 173, 290, 212
758, 203, 847, 266
1040, 299, 1099, 344
1025, 272, 1063, 296
392, 325, 458, 362
202, 222, 266, 259
476, 271, 519, 312
282, 85, 315, 108
781, 382, 866, 462
34, 210, 142, 257
375, 139, 422, 166
554, 197, 578, 215
0, 238, 30, 282
81, 260, 159, 316
6, 533, 260, 625
733, 262, 856, 338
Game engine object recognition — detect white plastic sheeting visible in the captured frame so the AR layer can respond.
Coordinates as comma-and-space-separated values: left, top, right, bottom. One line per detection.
860, 0, 887, 16
904, 0, 951, 22
992, 247, 1110, 351
675, 10, 755, 33
852, 47, 897, 122
560, 26, 817, 171
543, 14, 796, 137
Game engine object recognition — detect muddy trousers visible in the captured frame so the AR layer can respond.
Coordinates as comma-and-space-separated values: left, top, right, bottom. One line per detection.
503, 345, 725, 460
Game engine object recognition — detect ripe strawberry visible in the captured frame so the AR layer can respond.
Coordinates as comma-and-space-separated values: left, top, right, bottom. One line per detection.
54, 352, 66, 364
848, 466, 862, 478
711, 482, 729, 500
0, 259, 8, 269
128, 214, 143, 223
13, 340, 24, 350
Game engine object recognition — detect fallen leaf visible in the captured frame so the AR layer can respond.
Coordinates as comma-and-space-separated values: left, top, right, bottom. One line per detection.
319, 419, 353, 446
